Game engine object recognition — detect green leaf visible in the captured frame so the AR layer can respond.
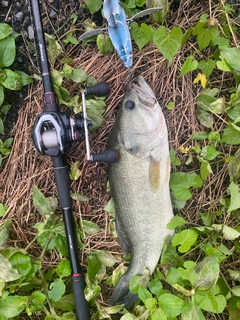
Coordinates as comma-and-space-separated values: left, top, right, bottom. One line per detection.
167, 215, 188, 230
148, 279, 163, 297
9, 251, 32, 277
192, 131, 208, 140
180, 55, 198, 76
170, 172, 202, 201
129, 274, 149, 294
197, 109, 213, 128
197, 156, 212, 180
130, 22, 153, 50
45, 34, 63, 66
182, 301, 205, 320
228, 151, 240, 182
0, 118, 4, 134
0, 36, 15, 68
228, 181, 240, 212
82, 220, 100, 236
194, 289, 226, 313
201, 146, 220, 160
220, 47, 240, 71
189, 256, 219, 290
231, 286, 240, 297
0, 203, 8, 217
153, 26, 183, 64
4, 138, 13, 149
1, 69, 21, 90
48, 278, 66, 302
169, 148, 181, 165
158, 293, 185, 317
69, 161, 82, 181
0, 254, 20, 282
0, 219, 12, 246
151, 308, 167, 320
0, 23, 12, 40
0, 84, 4, 106
32, 186, 58, 218
138, 286, 152, 303
84, 0, 102, 14
97, 33, 114, 55
198, 59, 216, 78
71, 193, 91, 201
56, 259, 71, 278
51, 293, 75, 311
212, 223, 240, 240
193, 19, 219, 51
70, 69, 87, 83
222, 123, 240, 145
94, 250, 119, 267
172, 229, 198, 253
0, 295, 28, 318
15, 71, 32, 86
87, 255, 102, 281
1, 104, 11, 115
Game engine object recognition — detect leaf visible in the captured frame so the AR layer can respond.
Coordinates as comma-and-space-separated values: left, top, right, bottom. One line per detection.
0, 36, 15, 68
231, 286, 240, 297
229, 269, 240, 281
172, 229, 198, 253
197, 156, 212, 180
32, 186, 58, 218
56, 259, 71, 278
148, 278, 163, 297
170, 148, 181, 165
138, 286, 152, 303
193, 19, 219, 51
130, 22, 153, 51
1, 69, 21, 90
81, 220, 100, 236
201, 146, 220, 161
94, 250, 119, 267
212, 224, 240, 240
15, 71, 32, 86
45, 34, 63, 66
48, 278, 66, 302
129, 274, 149, 294
9, 251, 32, 277
153, 26, 183, 64
87, 255, 102, 281
197, 109, 213, 128
182, 301, 205, 320
84, 0, 102, 14
0, 254, 20, 282
220, 47, 240, 71
0, 84, 4, 106
193, 73, 207, 88
170, 172, 202, 201
0, 23, 12, 40
0, 295, 28, 318
71, 193, 91, 201
158, 293, 185, 317
0, 203, 8, 217
70, 69, 87, 83
222, 123, 240, 145
0, 220, 12, 246
228, 151, 240, 182
189, 256, 219, 290
69, 161, 82, 181
198, 59, 216, 78
228, 181, 240, 212
194, 289, 226, 313
97, 34, 114, 55
151, 308, 167, 320
51, 293, 75, 311
167, 215, 188, 230
180, 55, 198, 76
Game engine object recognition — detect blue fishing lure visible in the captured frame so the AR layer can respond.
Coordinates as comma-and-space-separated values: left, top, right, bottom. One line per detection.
103, 0, 132, 68
79, 2, 163, 68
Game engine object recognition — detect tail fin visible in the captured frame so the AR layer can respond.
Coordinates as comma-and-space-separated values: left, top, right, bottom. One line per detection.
108, 274, 139, 310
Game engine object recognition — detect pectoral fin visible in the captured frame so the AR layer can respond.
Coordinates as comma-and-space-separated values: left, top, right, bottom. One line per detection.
149, 156, 161, 193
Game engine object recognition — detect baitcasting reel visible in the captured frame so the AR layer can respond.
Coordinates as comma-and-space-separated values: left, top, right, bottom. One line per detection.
32, 83, 118, 163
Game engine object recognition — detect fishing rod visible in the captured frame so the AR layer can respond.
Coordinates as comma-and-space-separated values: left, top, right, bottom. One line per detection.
30, 0, 117, 319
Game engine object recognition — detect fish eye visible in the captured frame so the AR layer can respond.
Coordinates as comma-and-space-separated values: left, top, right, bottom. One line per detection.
125, 100, 135, 111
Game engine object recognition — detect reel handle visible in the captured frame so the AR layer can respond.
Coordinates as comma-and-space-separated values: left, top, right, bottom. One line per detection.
85, 82, 110, 96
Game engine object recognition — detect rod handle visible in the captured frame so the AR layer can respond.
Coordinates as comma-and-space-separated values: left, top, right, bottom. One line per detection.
72, 273, 90, 320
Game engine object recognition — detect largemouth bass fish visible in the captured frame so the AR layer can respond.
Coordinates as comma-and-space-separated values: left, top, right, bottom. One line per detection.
108, 76, 174, 310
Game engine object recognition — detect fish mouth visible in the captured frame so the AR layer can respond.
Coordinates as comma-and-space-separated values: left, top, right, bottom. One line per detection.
126, 76, 157, 108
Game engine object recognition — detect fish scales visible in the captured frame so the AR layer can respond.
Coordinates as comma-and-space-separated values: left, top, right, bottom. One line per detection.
108, 76, 174, 310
